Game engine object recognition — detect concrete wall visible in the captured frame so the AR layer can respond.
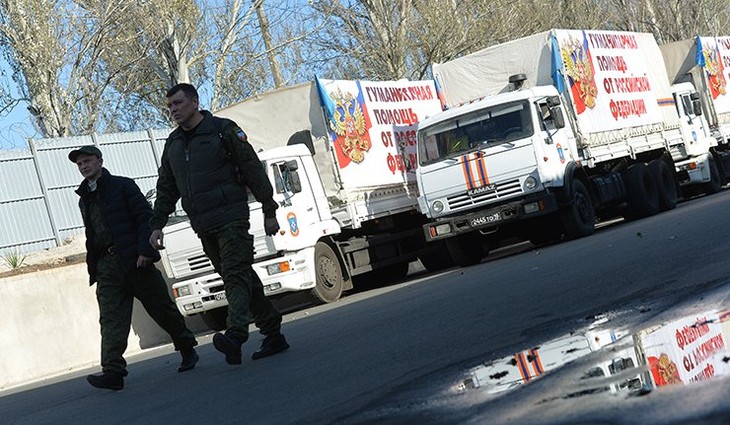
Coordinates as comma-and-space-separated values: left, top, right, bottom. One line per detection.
0, 263, 207, 390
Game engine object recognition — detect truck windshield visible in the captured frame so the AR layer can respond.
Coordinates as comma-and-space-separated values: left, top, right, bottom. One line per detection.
418, 100, 533, 166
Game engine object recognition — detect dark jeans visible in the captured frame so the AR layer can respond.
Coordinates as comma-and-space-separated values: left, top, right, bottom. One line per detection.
199, 220, 282, 342
95, 254, 197, 374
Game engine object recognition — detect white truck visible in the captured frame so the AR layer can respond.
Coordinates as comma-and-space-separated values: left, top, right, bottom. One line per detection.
159, 80, 449, 330
416, 29, 714, 267
661, 36, 730, 190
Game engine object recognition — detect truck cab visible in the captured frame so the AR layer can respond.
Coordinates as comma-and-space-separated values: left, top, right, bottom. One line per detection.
160, 144, 341, 329
416, 85, 583, 266
669, 82, 715, 190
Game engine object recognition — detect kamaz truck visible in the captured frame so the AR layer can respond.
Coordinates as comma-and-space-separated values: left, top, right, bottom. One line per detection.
159, 80, 450, 330
417, 29, 713, 267
661, 36, 730, 191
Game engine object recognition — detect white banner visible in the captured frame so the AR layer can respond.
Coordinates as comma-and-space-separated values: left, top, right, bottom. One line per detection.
699, 37, 730, 115
554, 30, 665, 133
640, 311, 730, 386
317, 79, 443, 188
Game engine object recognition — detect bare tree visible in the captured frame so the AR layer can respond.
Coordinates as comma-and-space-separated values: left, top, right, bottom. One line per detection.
308, 0, 613, 81
0, 0, 320, 137
607, 0, 730, 43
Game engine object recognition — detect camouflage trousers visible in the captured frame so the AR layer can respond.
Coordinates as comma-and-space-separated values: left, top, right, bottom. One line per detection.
199, 220, 282, 343
95, 254, 197, 374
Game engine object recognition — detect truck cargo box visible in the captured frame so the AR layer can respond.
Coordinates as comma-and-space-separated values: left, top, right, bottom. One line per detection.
661, 36, 730, 131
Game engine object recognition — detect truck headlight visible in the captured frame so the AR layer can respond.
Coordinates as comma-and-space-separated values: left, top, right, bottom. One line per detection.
432, 200, 444, 214
524, 176, 538, 190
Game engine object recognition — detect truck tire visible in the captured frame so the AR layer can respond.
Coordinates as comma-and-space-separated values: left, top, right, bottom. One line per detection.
446, 233, 485, 267
309, 242, 344, 304
201, 307, 228, 331
418, 241, 455, 272
648, 159, 677, 211
703, 157, 723, 195
624, 163, 660, 219
560, 179, 595, 239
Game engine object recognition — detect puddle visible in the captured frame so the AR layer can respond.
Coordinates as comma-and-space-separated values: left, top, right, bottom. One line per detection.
456, 308, 730, 397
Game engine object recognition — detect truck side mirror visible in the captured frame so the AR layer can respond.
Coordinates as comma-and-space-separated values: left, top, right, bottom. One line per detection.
284, 160, 299, 171
550, 106, 565, 129
546, 95, 561, 107
288, 170, 302, 193
693, 100, 703, 116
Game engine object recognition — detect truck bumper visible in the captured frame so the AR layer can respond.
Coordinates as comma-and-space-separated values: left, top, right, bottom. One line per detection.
172, 248, 316, 317
423, 192, 558, 242
674, 153, 711, 186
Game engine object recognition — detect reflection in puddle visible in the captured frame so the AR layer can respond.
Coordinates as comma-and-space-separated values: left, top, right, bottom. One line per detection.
457, 309, 730, 397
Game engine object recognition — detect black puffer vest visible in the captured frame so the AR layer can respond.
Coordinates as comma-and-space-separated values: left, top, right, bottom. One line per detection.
76, 168, 161, 284
163, 111, 249, 233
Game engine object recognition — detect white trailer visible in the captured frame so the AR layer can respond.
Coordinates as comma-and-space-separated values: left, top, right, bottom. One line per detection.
661, 36, 730, 191
160, 80, 449, 330
417, 29, 710, 267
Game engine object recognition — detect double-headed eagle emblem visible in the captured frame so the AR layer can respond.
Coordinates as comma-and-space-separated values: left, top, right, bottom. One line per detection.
561, 35, 597, 111
329, 88, 370, 163
703, 47, 727, 98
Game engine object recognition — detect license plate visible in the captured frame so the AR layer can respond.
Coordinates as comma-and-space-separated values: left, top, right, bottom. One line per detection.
213, 292, 227, 301
470, 212, 501, 227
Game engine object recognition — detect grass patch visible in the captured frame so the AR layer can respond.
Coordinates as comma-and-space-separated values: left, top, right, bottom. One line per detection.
2, 251, 28, 269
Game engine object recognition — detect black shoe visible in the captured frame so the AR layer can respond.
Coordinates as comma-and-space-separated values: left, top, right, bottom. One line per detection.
178, 348, 199, 372
213, 333, 242, 365
87, 371, 124, 390
251, 334, 290, 360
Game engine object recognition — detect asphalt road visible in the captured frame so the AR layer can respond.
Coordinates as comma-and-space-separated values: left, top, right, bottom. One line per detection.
3, 190, 730, 424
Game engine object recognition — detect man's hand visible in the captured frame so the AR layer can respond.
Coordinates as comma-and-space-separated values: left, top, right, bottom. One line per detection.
150, 229, 165, 250
264, 216, 280, 236
137, 255, 154, 268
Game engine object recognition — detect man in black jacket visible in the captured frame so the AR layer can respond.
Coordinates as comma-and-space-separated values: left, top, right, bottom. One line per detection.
149, 83, 288, 366
72, 145, 198, 390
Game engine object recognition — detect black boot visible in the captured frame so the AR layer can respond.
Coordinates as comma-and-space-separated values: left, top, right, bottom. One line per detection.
87, 371, 124, 390
212, 333, 242, 365
178, 348, 199, 372
251, 333, 290, 360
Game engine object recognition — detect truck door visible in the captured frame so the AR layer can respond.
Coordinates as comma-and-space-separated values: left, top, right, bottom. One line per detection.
252, 156, 321, 256
674, 90, 714, 156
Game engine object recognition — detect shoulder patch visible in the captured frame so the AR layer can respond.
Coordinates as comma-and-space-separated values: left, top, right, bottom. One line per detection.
235, 128, 248, 142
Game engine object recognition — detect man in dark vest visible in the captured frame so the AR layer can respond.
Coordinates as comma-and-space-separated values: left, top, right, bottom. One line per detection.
71, 145, 198, 391
149, 83, 289, 365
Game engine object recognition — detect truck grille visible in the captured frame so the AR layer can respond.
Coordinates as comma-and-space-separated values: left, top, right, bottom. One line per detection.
169, 251, 214, 278
447, 178, 522, 210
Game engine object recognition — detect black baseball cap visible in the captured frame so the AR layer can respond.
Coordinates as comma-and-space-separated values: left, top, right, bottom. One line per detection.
68, 145, 102, 162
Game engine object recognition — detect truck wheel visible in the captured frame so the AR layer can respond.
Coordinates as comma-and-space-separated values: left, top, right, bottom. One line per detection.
418, 241, 455, 272
648, 159, 677, 211
201, 307, 228, 331
560, 179, 595, 239
703, 157, 723, 195
445, 233, 485, 267
309, 242, 344, 304
624, 163, 660, 219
